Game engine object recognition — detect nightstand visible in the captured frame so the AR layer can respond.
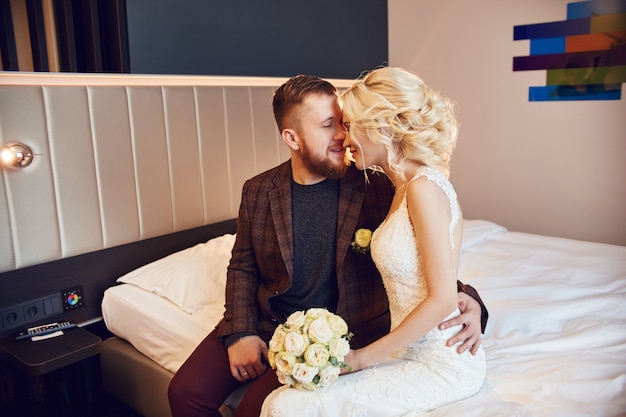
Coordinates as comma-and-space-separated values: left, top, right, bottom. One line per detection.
0, 326, 101, 377
0, 326, 101, 416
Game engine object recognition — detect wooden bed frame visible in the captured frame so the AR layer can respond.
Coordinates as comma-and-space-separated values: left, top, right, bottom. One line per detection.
100, 337, 248, 417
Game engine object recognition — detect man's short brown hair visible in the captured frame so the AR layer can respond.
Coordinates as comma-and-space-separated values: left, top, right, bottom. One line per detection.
272, 75, 337, 132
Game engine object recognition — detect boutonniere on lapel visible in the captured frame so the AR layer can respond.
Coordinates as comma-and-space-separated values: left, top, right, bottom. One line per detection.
351, 228, 373, 254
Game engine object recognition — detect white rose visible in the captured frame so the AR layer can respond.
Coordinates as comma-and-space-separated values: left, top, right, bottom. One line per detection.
284, 331, 308, 357
308, 317, 334, 344
268, 327, 287, 352
275, 351, 295, 376
328, 337, 350, 361
285, 310, 306, 331
305, 308, 328, 321
304, 343, 330, 368
291, 362, 318, 384
276, 370, 295, 387
327, 314, 349, 337
268, 350, 276, 368
317, 364, 340, 387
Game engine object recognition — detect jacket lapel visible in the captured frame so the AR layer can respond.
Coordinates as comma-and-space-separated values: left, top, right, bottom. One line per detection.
336, 168, 366, 268
269, 162, 295, 279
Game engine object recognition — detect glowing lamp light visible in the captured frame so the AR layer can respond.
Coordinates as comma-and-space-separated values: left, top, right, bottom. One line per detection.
1, 143, 34, 168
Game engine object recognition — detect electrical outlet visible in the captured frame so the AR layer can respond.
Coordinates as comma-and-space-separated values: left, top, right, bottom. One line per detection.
1, 308, 25, 329
22, 300, 44, 321
0, 292, 64, 332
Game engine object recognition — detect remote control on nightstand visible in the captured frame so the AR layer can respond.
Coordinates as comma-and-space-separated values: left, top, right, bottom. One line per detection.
15, 321, 76, 341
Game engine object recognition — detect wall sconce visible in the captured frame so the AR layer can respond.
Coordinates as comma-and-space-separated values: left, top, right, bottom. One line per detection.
1, 143, 34, 169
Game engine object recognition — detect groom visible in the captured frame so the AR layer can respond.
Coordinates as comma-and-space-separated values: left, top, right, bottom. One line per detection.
168, 74, 488, 417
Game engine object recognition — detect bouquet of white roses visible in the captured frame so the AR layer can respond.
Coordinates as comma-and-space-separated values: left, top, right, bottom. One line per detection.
268, 308, 352, 391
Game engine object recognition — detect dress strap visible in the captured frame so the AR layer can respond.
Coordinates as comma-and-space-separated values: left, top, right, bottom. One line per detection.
407, 166, 459, 248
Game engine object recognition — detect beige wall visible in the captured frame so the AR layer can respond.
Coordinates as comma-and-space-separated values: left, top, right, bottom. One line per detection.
389, 0, 626, 246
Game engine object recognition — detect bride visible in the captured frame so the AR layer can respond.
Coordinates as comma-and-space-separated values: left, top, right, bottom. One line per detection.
260, 67, 486, 416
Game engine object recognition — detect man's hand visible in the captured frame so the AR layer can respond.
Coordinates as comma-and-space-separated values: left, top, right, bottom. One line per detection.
227, 335, 268, 382
439, 292, 482, 355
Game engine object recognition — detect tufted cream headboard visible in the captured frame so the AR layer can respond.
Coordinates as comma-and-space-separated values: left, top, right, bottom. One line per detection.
0, 73, 351, 274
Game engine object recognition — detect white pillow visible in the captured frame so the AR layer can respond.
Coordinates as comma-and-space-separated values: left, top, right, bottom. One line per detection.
461, 219, 507, 251
117, 234, 236, 314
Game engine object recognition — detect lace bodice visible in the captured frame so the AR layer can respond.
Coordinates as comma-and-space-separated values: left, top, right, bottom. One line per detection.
371, 166, 459, 338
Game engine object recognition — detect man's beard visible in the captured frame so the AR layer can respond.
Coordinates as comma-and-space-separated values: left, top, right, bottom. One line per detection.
300, 141, 348, 180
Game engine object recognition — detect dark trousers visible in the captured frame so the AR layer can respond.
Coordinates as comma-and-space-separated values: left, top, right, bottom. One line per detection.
168, 328, 280, 417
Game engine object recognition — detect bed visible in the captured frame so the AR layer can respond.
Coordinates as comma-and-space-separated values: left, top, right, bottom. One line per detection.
100, 218, 626, 417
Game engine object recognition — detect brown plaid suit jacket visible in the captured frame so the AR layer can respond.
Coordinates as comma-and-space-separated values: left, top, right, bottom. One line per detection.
217, 161, 395, 349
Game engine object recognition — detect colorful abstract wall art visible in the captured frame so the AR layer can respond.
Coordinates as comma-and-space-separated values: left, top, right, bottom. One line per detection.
513, 0, 625, 101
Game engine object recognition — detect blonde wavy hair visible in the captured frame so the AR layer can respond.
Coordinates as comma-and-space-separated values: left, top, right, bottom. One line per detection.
340, 67, 459, 180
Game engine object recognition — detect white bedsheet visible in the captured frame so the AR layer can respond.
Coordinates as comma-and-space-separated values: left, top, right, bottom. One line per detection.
102, 220, 626, 416
446, 228, 626, 417
102, 283, 224, 374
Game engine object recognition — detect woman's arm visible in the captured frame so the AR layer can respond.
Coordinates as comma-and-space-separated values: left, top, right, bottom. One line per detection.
346, 178, 458, 371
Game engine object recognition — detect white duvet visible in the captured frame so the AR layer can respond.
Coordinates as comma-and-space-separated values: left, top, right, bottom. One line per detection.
102, 220, 626, 417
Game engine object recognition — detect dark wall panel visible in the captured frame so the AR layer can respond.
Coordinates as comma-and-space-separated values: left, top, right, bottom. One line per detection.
126, 0, 388, 79
0, 0, 19, 71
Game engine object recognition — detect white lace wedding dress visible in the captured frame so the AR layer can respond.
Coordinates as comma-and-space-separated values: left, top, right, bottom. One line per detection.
260, 166, 485, 417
